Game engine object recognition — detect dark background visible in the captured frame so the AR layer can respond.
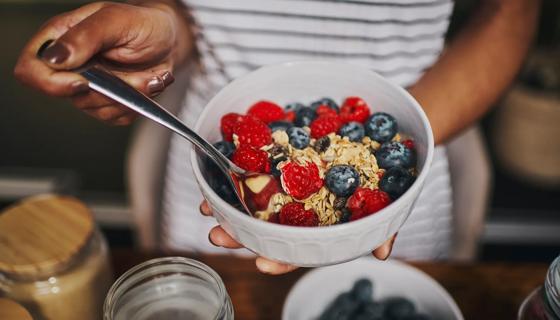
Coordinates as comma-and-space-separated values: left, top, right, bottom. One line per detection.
0, 0, 558, 261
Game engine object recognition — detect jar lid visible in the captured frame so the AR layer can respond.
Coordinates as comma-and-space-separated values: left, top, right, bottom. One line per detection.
0, 299, 33, 320
0, 195, 94, 276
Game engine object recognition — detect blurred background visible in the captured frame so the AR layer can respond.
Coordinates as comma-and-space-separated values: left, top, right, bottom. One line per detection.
0, 0, 558, 261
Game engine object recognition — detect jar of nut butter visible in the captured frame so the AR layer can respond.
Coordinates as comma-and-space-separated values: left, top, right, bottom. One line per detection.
0, 195, 113, 320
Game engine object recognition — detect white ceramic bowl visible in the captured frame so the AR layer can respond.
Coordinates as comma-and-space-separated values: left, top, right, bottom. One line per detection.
191, 61, 434, 267
282, 257, 464, 320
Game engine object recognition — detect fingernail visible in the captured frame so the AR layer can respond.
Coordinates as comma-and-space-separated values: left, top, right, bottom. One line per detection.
71, 81, 89, 94
161, 71, 175, 86
147, 76, 164, 94
208, 233, 217, 246
37, 39, 54, 58
40, 42, 70, 64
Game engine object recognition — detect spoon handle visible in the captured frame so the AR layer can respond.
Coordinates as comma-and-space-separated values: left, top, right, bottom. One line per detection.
80, 65, 235, 173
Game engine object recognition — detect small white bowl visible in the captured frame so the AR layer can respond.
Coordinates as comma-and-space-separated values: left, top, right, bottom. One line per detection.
282, 257, 464, 320
191, 61, 434, 267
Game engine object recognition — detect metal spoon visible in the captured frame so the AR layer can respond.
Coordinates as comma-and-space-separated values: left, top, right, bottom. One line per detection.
78, 64, 277, 216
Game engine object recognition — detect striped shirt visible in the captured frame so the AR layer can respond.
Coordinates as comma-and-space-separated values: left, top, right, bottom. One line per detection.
161, 0, 454, 260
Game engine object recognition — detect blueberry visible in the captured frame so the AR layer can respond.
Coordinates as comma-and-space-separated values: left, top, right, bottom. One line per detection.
287, 127, 310, 149
365, 112, 398, 143
339, 208, 352, 223
268, 121, 294, 132
213, 141, 235, 159
271, 156, 287, 177
325, 165, 360, 197
351, 278, 373, 303
375, 141, 416, 169
285, 102, 305, 113
383, 297, 416, 320
403, 314, 432, 320
294, 107, 317, 127
314, 136, 331, 153
338, 122, 365, 142
380, 166, 415, 199
351, 302, 385, 320
318, 293, 360, 320
310, 97, 339, 112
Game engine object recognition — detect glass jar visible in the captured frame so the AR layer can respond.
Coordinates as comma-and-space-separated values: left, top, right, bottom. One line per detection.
104, 257, 234, 320
518, 255, 560, 320
0, 195, 114, 320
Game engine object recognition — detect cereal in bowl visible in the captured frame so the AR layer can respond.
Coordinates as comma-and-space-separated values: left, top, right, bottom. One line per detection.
203, 97, 417, 227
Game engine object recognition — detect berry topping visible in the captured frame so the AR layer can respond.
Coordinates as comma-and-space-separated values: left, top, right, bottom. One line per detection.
316, 105, 339, 117
270, 155, 288, 177
294, 107, 317, 127
287, 127, 311, 149
279, 202, 319, 227
325, 165, 361, 197
280, 161, 323, 200
365, 112, 398, 143
233, 116, 272, 148
213, 141, 235, 159
268, 212, 280, 224
285, 102, 305, 113
347, 187, 391, 221
310, 116, 342, 139
285, 111, 296, 122
340, 97, 371, 124
232, 145, 271, 173
380, 166, 415, 199
402, 139, 415, 149
314, 136, 331, 153
339, 208, 352, 224
375, 141, 416, 169
268, 120, 294, 132
338, 121, 365, 142
220, 112, 243, 142
247, 100, 285, 124
310, 97, 339, 112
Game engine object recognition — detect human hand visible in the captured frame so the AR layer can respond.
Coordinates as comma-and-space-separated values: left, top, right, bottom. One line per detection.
200, 200, 397, 275
14, 1, 192, 125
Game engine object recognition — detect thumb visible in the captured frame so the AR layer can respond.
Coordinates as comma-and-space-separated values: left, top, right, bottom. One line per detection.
39, 4, 132, 70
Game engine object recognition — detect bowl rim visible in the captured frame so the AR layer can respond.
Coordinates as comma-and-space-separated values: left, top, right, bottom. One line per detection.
281, 258, 464, 320
190, 61, 435, 234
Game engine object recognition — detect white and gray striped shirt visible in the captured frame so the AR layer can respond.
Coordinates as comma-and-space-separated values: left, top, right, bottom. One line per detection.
161, 0, 454, 260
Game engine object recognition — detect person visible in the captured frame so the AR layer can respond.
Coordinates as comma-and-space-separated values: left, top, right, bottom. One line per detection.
14, 0, 539, 274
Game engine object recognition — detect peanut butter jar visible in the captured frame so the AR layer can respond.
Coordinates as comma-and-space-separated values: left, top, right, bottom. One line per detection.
0, 195, 113, 320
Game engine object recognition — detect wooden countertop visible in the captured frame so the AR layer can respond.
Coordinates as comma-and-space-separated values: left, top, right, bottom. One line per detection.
111, 250, 549, 320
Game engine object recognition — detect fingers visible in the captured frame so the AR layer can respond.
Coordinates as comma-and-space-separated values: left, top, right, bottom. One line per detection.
200, 200, 299, 275
68, 68, 173, 123
208, 226, 244, 249
200, 200, 213, 216
255, 257, 299, 275
13, 2, 107, 97
372, 234, 398, 260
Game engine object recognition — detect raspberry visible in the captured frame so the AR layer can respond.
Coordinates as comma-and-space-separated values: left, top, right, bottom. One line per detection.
233, 116, 272, 148
316, 105, 338, 117
220, 113, 243, 142
279, 202, 319, 227
309, 116, 342, 139
402, 139, 415, 149
285, 111, 296, 122
347, 187, 391, 221
268, 212, 280, 224
232, 145, 271, 173
340, 97, 371, 124
280, 161, 323, 200
247, 100, 285, 124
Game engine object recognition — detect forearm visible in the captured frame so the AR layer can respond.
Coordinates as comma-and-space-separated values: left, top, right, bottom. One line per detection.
131, 0, 195, 68
409, 0, 540, 145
